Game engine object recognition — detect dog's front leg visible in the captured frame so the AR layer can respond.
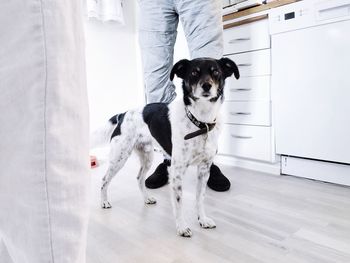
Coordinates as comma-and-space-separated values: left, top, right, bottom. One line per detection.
196, 160, 216, 229
170, 161, 192, 237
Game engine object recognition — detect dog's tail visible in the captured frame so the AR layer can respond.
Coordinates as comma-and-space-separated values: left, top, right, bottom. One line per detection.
90, 112, 126, 149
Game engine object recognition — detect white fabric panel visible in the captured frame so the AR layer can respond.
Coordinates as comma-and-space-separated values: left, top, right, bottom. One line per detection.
0, 0, 90, 262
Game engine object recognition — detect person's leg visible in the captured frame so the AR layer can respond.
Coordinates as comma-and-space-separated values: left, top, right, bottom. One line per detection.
138, 0, 178, 104
177, 0, 231, 191
0, 0, 89, 262
138, 0, 178, 188
176, 0, 223, 59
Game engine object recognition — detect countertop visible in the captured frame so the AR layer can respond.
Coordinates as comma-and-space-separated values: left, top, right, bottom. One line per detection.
223, 0, 300, 22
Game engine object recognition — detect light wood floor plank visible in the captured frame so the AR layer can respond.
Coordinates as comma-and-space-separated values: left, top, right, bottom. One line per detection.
87, 151, 350, 262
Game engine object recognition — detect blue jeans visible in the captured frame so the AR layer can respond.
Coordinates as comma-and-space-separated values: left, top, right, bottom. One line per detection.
138, 0, 224, 103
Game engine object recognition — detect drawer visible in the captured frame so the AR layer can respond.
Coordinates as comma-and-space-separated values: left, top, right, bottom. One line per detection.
225, 75, 270, 101
227, 49, 271, 77
222, 101, 271, 126
218, 124, 273, 162
224, 18, 270, 55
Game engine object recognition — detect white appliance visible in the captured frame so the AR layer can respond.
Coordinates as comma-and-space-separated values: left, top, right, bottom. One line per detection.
269, 0, 350, 185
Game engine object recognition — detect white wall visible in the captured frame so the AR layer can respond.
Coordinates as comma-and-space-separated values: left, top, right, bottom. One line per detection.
85, 0, 143, 130
173, 24, 191, 98
174, 24, 190, 62
85, 2, 191, 130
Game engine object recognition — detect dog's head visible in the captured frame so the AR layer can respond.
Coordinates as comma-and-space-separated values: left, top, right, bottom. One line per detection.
170, 57, 239, 105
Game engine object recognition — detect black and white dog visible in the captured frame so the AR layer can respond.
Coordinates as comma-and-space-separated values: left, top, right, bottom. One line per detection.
93, 57, 239, 237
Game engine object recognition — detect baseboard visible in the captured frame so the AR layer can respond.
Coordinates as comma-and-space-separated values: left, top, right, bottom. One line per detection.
281, 155, 350, 186
215, 154, 280, 175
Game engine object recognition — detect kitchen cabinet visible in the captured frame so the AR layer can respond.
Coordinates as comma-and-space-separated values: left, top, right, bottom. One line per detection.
218, 15, 276, 163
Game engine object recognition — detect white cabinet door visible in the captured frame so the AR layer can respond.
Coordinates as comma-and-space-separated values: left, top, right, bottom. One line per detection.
272, 20, 350, 164
224, 18, 270, 55
218, 124, 273, 162
222, 101, 271, 126
227, 49, 271, 77
225, 75, 270, 101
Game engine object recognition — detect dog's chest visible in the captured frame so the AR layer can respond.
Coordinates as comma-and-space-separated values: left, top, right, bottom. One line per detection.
180, 131, 218, 165
168, 103, 220, 164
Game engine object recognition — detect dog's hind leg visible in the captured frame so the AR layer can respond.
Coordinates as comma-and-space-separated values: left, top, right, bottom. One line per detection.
101, 137, 134, 209
196, 161, 216, 229
135, 142, 156, 205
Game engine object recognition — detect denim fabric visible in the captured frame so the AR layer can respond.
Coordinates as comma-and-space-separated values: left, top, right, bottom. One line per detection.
0, 1, 89, 262
138, 0, 224, 103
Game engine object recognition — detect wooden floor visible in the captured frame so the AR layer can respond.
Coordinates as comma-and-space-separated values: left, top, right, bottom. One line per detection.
87, 151, 350, 263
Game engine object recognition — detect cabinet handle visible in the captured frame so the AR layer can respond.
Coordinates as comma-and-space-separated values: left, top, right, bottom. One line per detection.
228, 37, 250, 44
231, 135, 253, 139
230, 112, 251, 115
230, 88, 252, 92
237, 63, 252, 67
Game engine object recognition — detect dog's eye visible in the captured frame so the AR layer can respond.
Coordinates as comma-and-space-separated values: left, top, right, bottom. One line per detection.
212, 70, 219, 76
191, 71, 199, 77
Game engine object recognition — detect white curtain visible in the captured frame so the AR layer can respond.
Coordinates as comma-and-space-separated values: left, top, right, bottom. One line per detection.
87, 0, 125, 24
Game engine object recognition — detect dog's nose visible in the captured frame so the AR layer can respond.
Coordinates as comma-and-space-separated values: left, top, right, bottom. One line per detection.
202, 83, 212, 92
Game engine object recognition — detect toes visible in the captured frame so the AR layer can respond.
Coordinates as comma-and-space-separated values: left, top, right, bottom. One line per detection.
145, 197, 157, 205
101, 201, 112, 209
199, 217, 216, 229
177, 227, 192, 237
199, 222, 216, 229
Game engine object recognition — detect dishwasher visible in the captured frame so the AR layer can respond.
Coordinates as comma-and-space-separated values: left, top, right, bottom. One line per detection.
269, 0, 350, 185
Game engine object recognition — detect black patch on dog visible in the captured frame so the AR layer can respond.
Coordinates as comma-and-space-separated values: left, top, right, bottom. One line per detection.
109, 112, 126, 125
142, 103, 172, 156
218, 57, 240, 80
182, 83, 197, 106
109, 112, 126, 140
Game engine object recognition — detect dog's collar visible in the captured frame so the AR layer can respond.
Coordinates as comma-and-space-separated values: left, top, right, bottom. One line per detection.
184, 107, 216, 140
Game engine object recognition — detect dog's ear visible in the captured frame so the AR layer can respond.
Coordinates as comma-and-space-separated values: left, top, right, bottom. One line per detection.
218, 57, 240, 80
170, 59, 190, 81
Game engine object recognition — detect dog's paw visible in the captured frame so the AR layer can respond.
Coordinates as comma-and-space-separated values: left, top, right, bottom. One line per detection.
177, 227, 193, 237
199, 217, 216, 229
145, 197, 157, 205
101, 201, 112, 209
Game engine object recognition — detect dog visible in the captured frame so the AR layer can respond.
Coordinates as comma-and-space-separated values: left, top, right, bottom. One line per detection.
92, 57, 239, 237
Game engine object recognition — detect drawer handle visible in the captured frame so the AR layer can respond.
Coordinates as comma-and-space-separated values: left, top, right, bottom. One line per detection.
231, 135, 253, 139
230, 112, 251, 115
237, 63, 252, 67
228, 37, 251, 44
230, 88, 252, 92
